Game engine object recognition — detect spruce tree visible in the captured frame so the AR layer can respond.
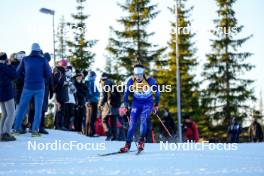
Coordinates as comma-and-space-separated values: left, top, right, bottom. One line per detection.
104, 55, 123, 83
259, 90, 263, 117
67, 0, 97, 71
106, 0, 165, 79
202, 0, 255, 127
155, 0, 200, 119
55, 16, 67, 59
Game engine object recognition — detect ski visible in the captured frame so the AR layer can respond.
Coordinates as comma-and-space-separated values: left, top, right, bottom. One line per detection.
99, 150, 136, 157
136, 149, 143, 155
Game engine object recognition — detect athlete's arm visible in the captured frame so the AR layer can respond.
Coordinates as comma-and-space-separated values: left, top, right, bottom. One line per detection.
124, 78, 133, 108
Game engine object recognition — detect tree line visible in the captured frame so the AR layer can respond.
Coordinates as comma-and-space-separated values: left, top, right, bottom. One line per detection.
54, 0, 261, 141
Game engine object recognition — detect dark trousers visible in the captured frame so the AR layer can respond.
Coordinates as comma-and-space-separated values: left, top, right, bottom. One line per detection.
102, 115, 117, 138
64, 103, 75, 129
55, 102, 66, 129
74, 105, 86, 132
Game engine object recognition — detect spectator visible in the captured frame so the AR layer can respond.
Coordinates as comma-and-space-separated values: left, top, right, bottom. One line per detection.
11, 52, 27, 133
73, 72, 87, 132
28, 53, 54, 134
13, 43, 52, 137
184, 115, 199, 142
159, 108, 176, 139
98, 73, 121, 141
84, 70, 99, 136
11, 51, 25, 107
227, 117, 241, 143
53, 59, 69, 130
0, 52, 17, 141
64, 66, 76, 130
248, 118, 263, 142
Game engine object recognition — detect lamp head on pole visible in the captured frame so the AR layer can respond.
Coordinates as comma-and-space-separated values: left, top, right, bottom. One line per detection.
39, 8, 55, 15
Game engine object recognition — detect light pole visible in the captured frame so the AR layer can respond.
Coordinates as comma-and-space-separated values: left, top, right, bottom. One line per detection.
175, 0, 183, 143
39, 8, 56, 64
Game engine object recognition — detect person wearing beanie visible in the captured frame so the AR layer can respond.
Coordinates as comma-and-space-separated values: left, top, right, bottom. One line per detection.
28, 52, 54, 135
0, 52, 17, 141
13, 43, 52, 137
58, 59, 68, 68
83, 70, 99, 136
43, 52, 51, 62
73, 72, 87, 132
53, 59, 69, 130
98, 72, 121, 140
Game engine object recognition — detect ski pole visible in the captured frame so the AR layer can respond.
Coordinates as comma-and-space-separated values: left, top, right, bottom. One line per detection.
155, 114, 173, 138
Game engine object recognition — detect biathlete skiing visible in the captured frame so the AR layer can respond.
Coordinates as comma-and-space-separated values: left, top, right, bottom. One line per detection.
119, 64, 160, 154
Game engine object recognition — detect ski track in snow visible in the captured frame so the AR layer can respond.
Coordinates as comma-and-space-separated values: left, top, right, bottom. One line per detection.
0, 130, 264, 176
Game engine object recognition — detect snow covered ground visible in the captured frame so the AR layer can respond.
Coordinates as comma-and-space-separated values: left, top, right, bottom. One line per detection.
1, 130, 264, 176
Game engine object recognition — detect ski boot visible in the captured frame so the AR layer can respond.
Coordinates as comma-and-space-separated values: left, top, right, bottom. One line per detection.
137, 141, 144, 153
31, 132, 41, 137
119, 143, 131, 153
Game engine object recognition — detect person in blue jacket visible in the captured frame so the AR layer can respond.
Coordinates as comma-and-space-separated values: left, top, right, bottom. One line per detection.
28, 52, 54, 135
120, 64, 160, 152
0, 52, 17, 141
84, 70, 99, 136
13, 43, 52, 137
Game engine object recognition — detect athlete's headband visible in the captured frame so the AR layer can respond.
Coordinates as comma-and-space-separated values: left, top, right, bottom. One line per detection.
134, 67, 144, 74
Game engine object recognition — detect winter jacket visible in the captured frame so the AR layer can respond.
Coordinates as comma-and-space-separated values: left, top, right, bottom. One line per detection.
42, 76, 54, 112
74, 80, 87, 106
249, 121, 263, 142
227, 122, 241, 143
184, 121, 199, 142
12, 61, 24, 104
53, 66, 69, 103
85, 76, 99, 103
0, 63, 17, 102
16, 51, 52, 90
65, 70, 76, 104
99, 79, 120, 116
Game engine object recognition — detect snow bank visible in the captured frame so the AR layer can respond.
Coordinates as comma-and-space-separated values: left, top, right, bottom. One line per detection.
1, 130, 264, 176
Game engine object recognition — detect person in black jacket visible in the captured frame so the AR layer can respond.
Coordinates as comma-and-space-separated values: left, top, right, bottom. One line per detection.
159, 108, 176, 139
73, 72, 87, 132
249, 118, 263, 142
10, 51, 25, 106
53, 59, 69, 130
0, 52, 17, 141
10, 52, 28, 133
98, 73, 121, 141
